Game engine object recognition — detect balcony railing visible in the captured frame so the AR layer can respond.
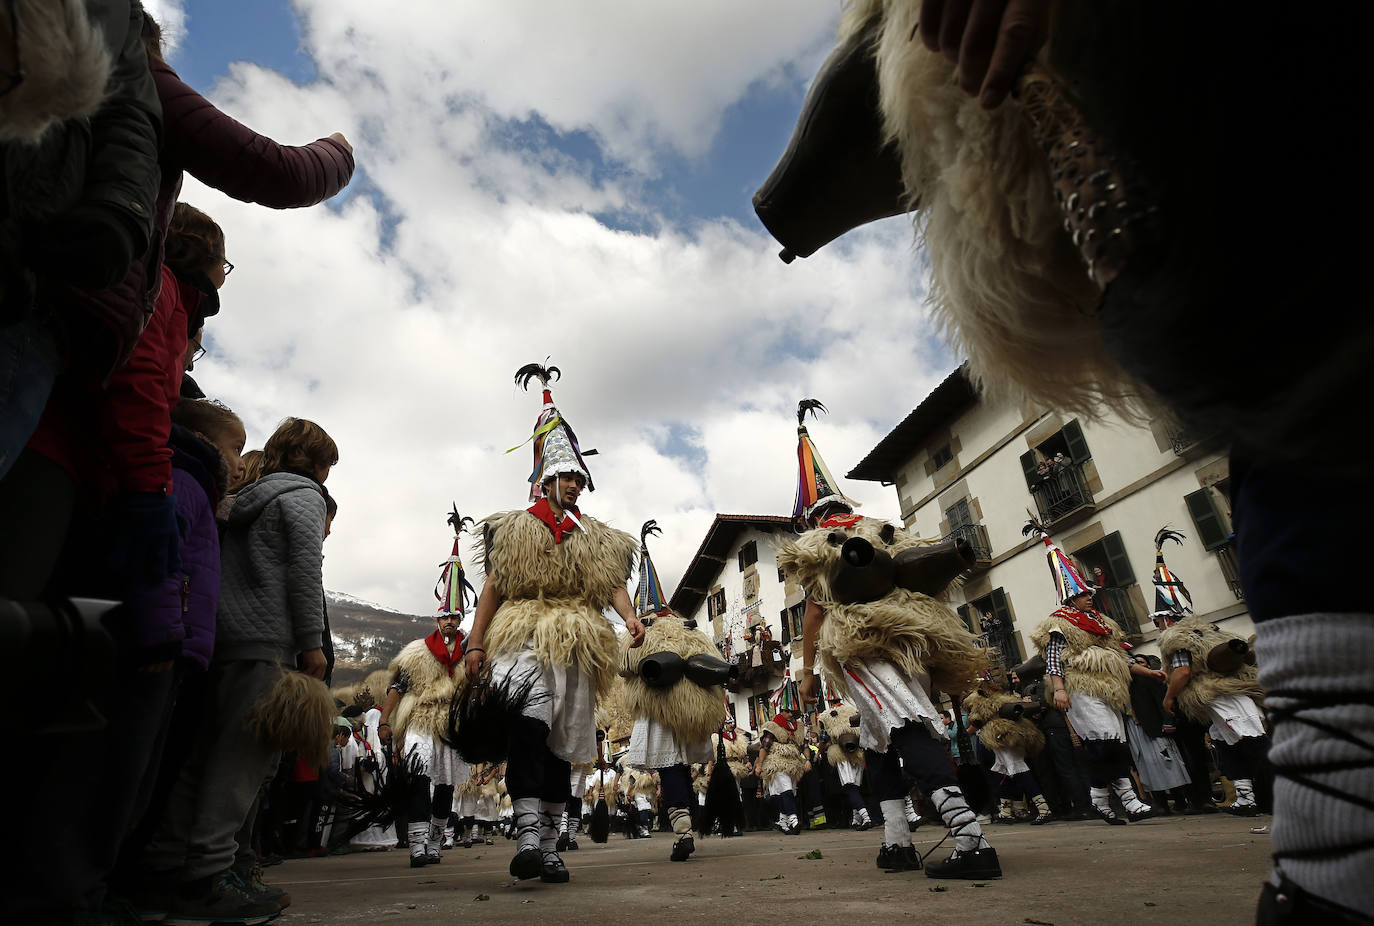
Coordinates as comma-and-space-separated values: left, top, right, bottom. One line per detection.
1030, 461, 1095, 525
1095, 585, 1142, 635
725, 641, 788, 691
943, 523, 992, 568
973, 626, 1023, 676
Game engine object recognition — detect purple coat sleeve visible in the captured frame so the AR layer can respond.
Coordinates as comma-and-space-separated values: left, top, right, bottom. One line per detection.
119, 466, 221, 669
152, 63, 355, 208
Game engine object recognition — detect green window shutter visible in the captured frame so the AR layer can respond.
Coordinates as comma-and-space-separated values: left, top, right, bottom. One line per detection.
780, 610, 791, 645
1062, 419, 1091, 462
1019, 450, 1040, 490
1184, 488, 1230, 551
989, 588, 1021, 662
957, 604, 975, 634
1101, 531, 1136, 586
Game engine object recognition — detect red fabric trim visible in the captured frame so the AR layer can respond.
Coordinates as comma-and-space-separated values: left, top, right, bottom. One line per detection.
844, 667, 883, 710
527, 497, 580, 544
819, 513, 865, 530
425, 628, 465, 677
1050, 605, 1113, 636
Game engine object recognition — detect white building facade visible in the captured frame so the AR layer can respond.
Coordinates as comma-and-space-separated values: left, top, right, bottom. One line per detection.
847, 367, 1250, 676
669, 515, 810, 731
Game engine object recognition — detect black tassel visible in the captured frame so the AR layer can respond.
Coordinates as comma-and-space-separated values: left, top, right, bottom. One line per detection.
696, 761, 743, 838
589, 799, 610, 843
444, 666, 549, 764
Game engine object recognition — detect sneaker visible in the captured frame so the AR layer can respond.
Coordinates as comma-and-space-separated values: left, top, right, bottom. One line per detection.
1095, 806, 1127, 826
670, 836, 695, 862
540, 853, 571, 883
164, 872, 281, 926
228, 866, 291, 911
876, 844, 921, 872
924, 846, 1002, 880
510, 847, 542, 880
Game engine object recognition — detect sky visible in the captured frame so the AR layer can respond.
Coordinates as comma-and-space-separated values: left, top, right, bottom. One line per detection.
142, 0, 958, 616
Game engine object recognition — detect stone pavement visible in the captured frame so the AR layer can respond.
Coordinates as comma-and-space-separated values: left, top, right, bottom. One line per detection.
271, 813, 1272, 925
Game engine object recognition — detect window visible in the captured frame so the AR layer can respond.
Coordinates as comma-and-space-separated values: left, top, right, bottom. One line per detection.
1073, 532, 1136, 590
1018, 419, 1092, 490
958, 588, 1022, 664
747, 697, 760, 729
932, 443, 954, 469
727, 701, 737, 724
778, 566, 786, 583
1184, 487, 1233, 551
945, 497, 974, 530
738, 540, 758, 570
777, 602, 804, 643
707, 589, 726, 620
780, 609, 790, 644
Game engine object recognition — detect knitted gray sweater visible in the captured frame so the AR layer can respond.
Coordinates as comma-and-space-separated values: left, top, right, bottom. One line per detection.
216, 472, 326, 664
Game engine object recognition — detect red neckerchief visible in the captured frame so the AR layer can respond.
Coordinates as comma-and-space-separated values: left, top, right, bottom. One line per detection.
425, 629, 465, 676
772, 713, 798, 733
527, 497, 581, 545
819, 513, 864, 530
720, 729, 736, 742
1051, 605, 1113, 637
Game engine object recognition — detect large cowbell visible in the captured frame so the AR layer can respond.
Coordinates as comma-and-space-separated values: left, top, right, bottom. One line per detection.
752, 16, 907, 263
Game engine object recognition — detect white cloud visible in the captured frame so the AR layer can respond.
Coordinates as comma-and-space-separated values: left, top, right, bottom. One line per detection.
140, 0, 187, 57
176, 3, 954, 615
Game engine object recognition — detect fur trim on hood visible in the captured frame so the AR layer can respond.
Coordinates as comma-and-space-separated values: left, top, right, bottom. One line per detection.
0, 0, 111, 143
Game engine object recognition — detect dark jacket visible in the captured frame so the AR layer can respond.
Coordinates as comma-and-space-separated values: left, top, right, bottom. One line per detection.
3, 0, 161, 335
118, 424, 226, 668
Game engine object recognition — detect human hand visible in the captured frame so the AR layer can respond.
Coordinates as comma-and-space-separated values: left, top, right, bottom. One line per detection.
464, 648, 486, 684
625, 616, 646, 648
1162, 695, 1175, 716
799, 672, 820, 705
1052, 688, 1070, 712
300, 648, 327, 679
328, 132, 353, 153
378, 722, 392, 746
917, 0, 1051, 109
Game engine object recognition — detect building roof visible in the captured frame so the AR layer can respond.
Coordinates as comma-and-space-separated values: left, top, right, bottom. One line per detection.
668, 514, 795, 616
847, 365, 977, 483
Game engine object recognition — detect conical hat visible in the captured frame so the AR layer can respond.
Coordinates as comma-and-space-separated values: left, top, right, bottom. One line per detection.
633, 520, 672, 618
792, 399, 858, 521
435, 505, 476, 614
1151, 527, 1193, 614
510, 363, 595, 502
1043, 536, 1094, 605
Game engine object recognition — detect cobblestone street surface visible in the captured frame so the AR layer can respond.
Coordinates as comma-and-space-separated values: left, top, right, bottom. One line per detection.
270, 813, 1270, 925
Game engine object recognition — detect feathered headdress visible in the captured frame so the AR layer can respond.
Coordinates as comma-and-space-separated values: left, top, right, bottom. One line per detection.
633, 520, 672, 618
435, 504, 477, 615
1151, 526, 1193, 615
1023, 513, 1094, 606
508, 360, 597, 503
792, 399, 858, 523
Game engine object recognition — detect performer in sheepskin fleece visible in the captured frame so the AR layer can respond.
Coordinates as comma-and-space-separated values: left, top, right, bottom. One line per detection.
1026, 520, 1162, 825
818, 700, 872, 830
756, 710, 807, 835
1152, 529, 1269, 817
378, 507, 475, 867
780, 401, 995, 878
963, 685, 1052, 825
757, 6, 1372, 920
619, 521, 735, 860
462, 362, 644, 885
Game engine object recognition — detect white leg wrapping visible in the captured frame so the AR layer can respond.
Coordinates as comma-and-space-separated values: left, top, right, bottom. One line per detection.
879, 799, 909, 847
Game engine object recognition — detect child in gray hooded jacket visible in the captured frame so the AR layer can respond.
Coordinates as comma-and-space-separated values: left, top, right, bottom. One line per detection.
139, 417, 337, 923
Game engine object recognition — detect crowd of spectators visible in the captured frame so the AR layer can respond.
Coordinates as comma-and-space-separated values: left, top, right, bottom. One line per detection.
2, 3, 354, 923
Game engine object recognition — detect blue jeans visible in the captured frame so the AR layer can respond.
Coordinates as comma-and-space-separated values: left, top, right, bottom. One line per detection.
0, 315, 58, 481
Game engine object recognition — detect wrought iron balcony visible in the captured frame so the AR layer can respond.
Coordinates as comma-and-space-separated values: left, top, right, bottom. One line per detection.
1030, 461, 1095, 525
1095, 585, 1142, 635
1215, 540, 1245, 600
943, 523, 992, 569
973, 626, 1023, 675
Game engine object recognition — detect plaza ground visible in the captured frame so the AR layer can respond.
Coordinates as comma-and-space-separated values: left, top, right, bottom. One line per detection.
270, 812, 1271, 925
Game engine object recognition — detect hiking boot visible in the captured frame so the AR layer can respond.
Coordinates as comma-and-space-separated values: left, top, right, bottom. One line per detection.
924, 846, 1002, 880
670, 836, 695, 862
164, 872, 280, 926
228, 865, 291, 911
540, 853, 571, 883
509, 847, 542, 880
876, 844, 921, 872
